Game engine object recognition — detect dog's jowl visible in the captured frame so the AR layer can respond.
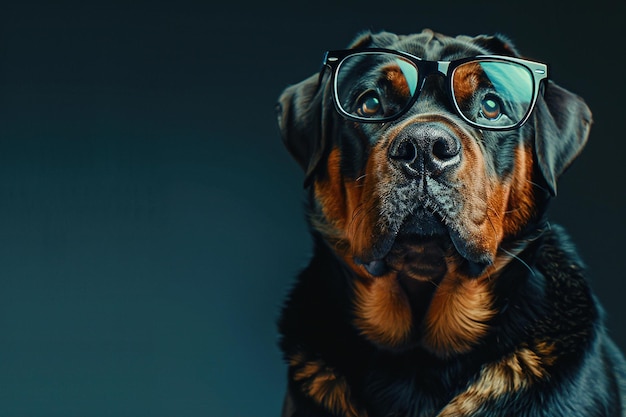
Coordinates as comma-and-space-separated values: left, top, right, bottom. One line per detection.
276, 29, 626, 417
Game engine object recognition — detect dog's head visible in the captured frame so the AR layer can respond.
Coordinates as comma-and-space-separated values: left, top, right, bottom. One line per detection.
277, 29, 591, 355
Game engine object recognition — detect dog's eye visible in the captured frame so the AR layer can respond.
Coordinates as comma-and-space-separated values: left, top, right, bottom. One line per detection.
355, 91, 383, 117
480, 95, 502, 120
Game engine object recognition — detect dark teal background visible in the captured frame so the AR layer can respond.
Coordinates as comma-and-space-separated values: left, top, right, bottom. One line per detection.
0, 1, 623, 416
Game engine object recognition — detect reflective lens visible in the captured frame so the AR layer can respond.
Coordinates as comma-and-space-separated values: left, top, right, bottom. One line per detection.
451, 60, 534, 128
330, 51, 542, 129
335, 52, 419, 121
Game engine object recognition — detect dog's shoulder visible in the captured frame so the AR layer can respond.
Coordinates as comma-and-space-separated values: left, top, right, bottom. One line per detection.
492, 225, 626, 416
528, 225, 597, 349
278, 235, 362, 360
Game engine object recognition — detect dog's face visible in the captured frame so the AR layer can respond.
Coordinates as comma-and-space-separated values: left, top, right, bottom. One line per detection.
277, 30, 591, 355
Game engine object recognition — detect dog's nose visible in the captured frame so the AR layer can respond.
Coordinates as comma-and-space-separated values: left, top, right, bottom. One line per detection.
388, 124, 461, 176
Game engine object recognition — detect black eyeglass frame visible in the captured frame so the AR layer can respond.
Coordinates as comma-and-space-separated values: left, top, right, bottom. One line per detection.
321, 48, 549, 131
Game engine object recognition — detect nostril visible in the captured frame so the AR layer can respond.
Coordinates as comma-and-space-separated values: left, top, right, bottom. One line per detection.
390, 140, 417, 162
431, 136, 460, 161
388, 124, 461, 176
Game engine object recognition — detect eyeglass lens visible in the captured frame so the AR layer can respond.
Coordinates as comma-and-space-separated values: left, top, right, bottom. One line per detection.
335, 52, 535, 128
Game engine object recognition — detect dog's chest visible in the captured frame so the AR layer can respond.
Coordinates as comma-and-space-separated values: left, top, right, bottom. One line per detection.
358, 357, 468, 417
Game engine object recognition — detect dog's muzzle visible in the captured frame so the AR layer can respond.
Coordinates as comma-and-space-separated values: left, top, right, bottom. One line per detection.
354, 120, 495, 278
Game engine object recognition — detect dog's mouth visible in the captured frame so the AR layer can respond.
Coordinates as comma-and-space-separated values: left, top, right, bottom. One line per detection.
354, 211, 493, 279
355, 234, 448, 280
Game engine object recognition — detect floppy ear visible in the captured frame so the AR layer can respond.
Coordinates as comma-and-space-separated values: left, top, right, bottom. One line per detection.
276, 30, 399, 187
276, 72, 334, 187
468, 33, 592, 196
532, 81, 592, 196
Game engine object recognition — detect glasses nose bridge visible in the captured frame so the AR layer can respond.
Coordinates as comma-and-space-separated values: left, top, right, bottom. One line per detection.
415, 60, 451, 91
421, 60, 450, 78
410, 60, 452, 107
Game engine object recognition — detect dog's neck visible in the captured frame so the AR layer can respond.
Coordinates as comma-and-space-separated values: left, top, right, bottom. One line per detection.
311, 218, 552, 358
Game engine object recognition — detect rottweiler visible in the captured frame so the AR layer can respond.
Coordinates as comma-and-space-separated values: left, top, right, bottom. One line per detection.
276, 29, 626, 417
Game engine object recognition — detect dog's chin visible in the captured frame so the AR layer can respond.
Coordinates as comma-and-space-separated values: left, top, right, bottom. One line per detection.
355, 234, 447, 278
354, 219, 493, 279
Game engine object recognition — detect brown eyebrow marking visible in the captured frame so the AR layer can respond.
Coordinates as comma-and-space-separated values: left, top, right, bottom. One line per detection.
380, 63, 412, 99
451, 62, 489, 106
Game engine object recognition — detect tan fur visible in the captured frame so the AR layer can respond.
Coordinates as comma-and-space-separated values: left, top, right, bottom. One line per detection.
423, 272, 496, 356
437, 344, 553, 416
313, 147, 351, 233
382, 63, 411, 99
290, 354, 366, 417
345, 144, 390, 264
352, 273, 414, 348
451, 62, 484, 105
502, 146, 537, 237
313, 147, 376, 267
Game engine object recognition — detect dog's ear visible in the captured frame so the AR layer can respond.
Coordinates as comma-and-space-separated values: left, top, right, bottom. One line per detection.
532, 81, 592, 196
277, 72, 332, 187
467, 33, 592, 196
276, 30, 401, 187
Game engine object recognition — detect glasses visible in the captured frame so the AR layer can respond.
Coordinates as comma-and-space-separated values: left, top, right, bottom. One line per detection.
321, 48, 548, 130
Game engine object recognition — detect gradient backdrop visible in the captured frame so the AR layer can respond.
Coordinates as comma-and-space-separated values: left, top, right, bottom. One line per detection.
0, 1, 623, 416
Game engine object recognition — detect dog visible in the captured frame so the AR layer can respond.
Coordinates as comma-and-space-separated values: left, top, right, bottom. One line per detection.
276, 29, 626, 417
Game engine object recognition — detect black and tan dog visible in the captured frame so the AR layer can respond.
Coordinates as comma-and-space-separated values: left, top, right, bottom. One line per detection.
276, 29, 626, 417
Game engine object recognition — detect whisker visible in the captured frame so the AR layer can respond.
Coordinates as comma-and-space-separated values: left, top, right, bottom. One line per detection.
351, 204, 364, 222
500, 247, 536, 277
348, 202, 378, 235
487, 205, 503, 219
486, 213, 498, 235
525, 179, 550, 193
